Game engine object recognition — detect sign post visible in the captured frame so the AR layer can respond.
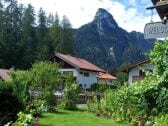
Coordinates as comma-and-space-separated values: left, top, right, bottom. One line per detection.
144, 0, 168, 39
144, 22, 168, 39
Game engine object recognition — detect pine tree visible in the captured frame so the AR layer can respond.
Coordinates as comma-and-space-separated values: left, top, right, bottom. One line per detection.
37, 8, 47, 40
49, 12, 62, 53
37, 8, 54, 60
21, 4, 37, 69
47, 13, 54, 28
0, 1, 4, 66
61, 15, 74, 54
0, 0, 23, 68
0, 1, 74, 69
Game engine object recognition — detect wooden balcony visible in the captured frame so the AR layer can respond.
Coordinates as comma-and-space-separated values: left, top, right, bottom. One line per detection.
132, 76, 145, 82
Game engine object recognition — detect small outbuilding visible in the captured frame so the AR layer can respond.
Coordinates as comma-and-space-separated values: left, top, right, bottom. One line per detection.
98, 72, 116, 84
122, 59, 154, 85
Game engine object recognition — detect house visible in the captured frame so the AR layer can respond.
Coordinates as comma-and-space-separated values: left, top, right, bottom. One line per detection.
0, 69, 10, 81
122, 59, 154, 85
98, 72, 117, 84
52, 53, 105, 89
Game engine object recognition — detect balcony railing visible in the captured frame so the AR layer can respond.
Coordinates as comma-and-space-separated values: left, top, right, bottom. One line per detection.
132, 76, 145, 82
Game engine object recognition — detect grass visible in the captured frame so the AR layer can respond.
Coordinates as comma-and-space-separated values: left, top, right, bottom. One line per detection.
38, 108, 132, 126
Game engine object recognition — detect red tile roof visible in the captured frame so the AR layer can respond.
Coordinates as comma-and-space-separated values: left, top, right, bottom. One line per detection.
0, 69, 10, 81
98, 72, 117, 80
55, 53, 105, 72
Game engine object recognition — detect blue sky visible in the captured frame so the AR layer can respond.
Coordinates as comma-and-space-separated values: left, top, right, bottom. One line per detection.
17, 0, 160, 32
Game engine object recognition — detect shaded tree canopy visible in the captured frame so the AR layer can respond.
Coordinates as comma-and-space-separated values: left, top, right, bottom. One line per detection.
0, 0, 74, 69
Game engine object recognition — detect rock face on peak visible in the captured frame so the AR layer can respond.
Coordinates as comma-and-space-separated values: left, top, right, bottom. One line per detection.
94, 8, 118, 29
73, 8, 155, 70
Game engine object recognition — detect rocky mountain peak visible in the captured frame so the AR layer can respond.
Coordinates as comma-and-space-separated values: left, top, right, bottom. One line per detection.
94, 8, 118, 29
74, 8, 155, 70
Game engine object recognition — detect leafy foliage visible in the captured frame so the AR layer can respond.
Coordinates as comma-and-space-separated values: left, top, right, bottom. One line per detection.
25, 98, 46, 116
5, 112, 33, 126
61, 74, 79, 110
153, 114, 168, 126
0, 81, 24, 125
10, 70, 33, 105
88, 40, 168, 126
30, 61, 61, 110
91, 83, 117, 92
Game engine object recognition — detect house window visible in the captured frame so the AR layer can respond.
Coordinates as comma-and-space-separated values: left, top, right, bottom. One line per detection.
146, 69, 153, 73
139, 70, 145, 76
84, 72, 89, 77
80, 72, 83, 74
63, 71, 73, 76
84, 84, 87, 88
79, 84, 82, 88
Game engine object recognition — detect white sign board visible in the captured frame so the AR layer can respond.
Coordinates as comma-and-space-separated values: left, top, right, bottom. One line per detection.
144, 22, 168, 39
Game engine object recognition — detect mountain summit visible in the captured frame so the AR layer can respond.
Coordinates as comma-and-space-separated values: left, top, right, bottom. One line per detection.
74, 8, 155, 70
94, 8, 118, 29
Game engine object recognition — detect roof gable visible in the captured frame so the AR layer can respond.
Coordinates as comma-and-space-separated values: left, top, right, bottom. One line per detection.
122, 59, 150, 73
54, 53, 105, 72
98, 72, 116, 80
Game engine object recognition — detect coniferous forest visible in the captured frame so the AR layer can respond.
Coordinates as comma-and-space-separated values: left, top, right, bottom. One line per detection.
0, 0, 73, 69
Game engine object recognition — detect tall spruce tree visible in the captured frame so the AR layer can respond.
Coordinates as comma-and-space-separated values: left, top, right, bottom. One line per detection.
0, 0, 23, 68
61, 15, 73, 54
0, 1, 74, 69
47, 13, 54, 28
37, 8, 47, 60
21, 4, 37, 69
37, 8, 47, 41
0, 1, 4, 66
49, 12, 62, 53
37, 8, 54, 60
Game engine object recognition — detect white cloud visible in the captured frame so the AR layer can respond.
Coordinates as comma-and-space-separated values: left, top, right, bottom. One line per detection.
17, 0, 160, 32
128, 0, 136, 6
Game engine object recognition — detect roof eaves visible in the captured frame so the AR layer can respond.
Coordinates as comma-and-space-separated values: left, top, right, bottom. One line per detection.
80, 68, 105, 73
122, 59, 150, 73
55, 53, 80, 70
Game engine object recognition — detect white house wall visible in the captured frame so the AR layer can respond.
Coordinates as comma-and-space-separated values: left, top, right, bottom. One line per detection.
128, 64, 154, 85
59, 69, 98, 89
59, 68, 78, 76
128, 68, 139, 85
77, 70, 98, 89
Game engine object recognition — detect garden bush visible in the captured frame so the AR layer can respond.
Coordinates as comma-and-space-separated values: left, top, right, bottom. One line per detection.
0, 81, 24, 125
88, 40, 168, 126
1, 61, 61, 125
25, 98, 46, 116
29, 61, 61, 111
61, 74, 79, 110
90, 73, 168, 125
10, 70, 32, 106
153, 114, 168, 126
5, 112, 33, 126
87, 96, 100, 113
91, 83, 117, 92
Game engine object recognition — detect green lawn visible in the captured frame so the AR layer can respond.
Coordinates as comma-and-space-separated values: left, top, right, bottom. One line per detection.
39, 109, 132, 126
